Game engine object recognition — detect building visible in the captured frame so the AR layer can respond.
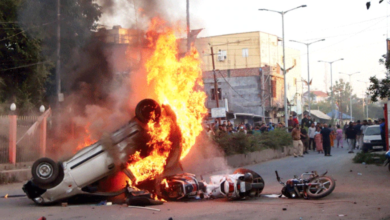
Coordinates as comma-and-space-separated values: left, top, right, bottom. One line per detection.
190, 31, 302, 124
302, 91, 329, 104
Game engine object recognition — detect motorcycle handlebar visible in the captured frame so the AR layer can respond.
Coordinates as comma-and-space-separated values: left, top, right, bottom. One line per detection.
275, 170, 280, 182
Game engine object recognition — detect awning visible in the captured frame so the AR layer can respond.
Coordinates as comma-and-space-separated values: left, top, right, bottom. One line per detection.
310, 110, 332, 120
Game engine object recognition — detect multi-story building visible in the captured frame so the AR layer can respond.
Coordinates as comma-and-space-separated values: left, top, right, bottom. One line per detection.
192, 31, 302, 124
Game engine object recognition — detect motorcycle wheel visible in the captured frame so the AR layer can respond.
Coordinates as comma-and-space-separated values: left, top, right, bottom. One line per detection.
306, 176, 336, 199
233, 168, 265, 195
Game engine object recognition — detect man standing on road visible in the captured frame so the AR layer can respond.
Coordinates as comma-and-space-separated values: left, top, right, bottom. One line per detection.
354, 120, 362, 149
346, 122, 357, 153
360, 120, 368, 151
380, 118, 387, 151
321, 124, 332, 156
308, 123, 316, 151
291, 123, 304, 158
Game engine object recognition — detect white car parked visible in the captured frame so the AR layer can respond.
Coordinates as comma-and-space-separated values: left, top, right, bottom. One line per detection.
363, 125, 384, 151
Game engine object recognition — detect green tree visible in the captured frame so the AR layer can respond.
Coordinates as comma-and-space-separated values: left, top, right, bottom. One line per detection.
368, 53, 390, 102
0, 0, 51, 113
0, 0, 102, 113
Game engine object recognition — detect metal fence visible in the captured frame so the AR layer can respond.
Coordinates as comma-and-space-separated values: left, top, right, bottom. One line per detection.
0, 115, 41, 164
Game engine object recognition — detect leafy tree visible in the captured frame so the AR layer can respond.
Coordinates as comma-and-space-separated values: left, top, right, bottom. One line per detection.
368, 54, 390, 102
0, 0, 51, 112
0, 0, 102, 113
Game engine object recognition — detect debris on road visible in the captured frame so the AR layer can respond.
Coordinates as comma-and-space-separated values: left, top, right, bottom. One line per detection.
61, 202, 68, 207
357, 173, 362, 175
282, 208, 287, 211
128, 205, 161, 212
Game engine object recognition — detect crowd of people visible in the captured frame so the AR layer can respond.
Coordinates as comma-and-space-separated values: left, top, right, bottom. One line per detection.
291, 114, 387, 158
206, 114, 387, 157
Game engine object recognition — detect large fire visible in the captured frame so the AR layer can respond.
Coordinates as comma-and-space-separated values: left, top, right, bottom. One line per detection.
127, 18, 207, 184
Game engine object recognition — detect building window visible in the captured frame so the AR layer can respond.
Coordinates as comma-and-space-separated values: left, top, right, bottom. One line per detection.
242, 48, 248, 58
211, 88, 222, 100
218, 50, 227, 61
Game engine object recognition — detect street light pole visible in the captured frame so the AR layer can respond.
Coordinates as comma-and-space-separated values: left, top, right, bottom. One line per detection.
318, 58, 344, 124
358, 80, 369, 119
339, 72, 360, 121
290, 39, 325, 116
259, 5, 307, 128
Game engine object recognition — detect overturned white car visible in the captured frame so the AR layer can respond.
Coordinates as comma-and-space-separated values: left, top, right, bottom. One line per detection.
23, 99, 169, 205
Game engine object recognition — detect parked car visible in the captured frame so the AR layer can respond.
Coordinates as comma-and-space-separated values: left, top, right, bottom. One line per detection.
363, 125, 384, 151
23, 99, 167, 205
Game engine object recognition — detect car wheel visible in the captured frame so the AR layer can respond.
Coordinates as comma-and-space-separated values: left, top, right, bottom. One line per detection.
135, 99, 161, 124
31, 158, 59, 186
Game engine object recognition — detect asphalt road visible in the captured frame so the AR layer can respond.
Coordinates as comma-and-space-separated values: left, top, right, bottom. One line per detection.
1, 142, 390, 220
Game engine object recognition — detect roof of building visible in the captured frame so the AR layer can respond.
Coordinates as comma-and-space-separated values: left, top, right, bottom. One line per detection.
303, 91, 329, 97
326, 110, 354, 120
309, 110, 332, 120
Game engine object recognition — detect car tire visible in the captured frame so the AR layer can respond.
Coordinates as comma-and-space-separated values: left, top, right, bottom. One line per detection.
135, 99, 161, 124
233, 168, 265, 194
31, 158, 59, 186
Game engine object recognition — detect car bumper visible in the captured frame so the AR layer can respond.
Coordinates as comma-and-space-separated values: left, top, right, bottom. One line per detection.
363, 143, 384, 151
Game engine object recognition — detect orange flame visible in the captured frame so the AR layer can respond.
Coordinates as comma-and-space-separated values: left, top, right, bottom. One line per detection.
126, 17, 207, 184
75, 123, 96, 151
161, 178, 169, 188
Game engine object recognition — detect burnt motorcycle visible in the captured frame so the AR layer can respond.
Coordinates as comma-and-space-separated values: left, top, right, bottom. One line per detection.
275, 170, 336, 199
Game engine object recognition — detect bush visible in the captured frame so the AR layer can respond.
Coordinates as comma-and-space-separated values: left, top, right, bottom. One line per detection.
353, 152, 386, 164
213, 129, 293, 156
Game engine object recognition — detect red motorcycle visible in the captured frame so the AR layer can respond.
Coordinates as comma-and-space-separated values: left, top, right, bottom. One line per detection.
275, 170, 336, 199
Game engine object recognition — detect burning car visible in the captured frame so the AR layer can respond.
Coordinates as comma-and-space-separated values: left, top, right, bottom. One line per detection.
23, 99, 181, 205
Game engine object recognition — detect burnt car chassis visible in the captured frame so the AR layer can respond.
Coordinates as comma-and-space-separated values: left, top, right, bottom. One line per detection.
23, 99, 265, 205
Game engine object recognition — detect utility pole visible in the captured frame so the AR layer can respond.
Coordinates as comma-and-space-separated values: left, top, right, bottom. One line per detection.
259, 5, 307, 127
340, 72, 360, 121
186, 0, 190, 52
319, 58, 344, 125
290, 39, 325, 116
56, 0, 61, 101
210, 46, 219, 107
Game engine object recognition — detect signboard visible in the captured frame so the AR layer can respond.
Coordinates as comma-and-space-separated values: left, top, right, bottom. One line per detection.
211, 107, 226, 118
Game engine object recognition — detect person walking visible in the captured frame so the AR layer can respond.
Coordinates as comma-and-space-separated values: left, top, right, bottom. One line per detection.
336, 125, 343, 148
288, 115, 295, 132
354, 120, 362, 149
345, 122, 357, 153
329, 124, 335, 148
291, 123, 304, 157
321, 124, 332, 156
308, 123, 316, 151
314, 127, 323, 154
380, 118, 387, 151
301, 125, 309, 154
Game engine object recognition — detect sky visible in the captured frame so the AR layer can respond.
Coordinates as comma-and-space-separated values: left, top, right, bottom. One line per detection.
100, 0, 390, 98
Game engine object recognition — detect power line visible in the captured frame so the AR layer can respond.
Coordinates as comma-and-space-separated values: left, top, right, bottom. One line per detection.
0, 20, 57, 42
0, 61, 50, 71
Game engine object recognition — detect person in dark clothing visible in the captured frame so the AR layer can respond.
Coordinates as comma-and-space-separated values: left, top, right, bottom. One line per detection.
380, 118, 387, 151
345, 122, 357, 153
320, 124, 332, 156
301, 125, 309, 154
288, 115, 296, 132
301, 114, 309, 128
354, 120, 362, 149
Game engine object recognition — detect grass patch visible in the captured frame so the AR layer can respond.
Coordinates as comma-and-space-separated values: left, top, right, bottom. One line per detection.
353, 152, 386, 164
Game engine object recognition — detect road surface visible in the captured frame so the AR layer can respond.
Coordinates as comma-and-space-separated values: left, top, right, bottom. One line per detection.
1, 144, 390, 220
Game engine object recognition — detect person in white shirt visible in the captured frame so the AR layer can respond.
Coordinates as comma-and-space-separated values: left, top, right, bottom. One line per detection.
360, 120, 368, 151
308, 123, 316, 151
